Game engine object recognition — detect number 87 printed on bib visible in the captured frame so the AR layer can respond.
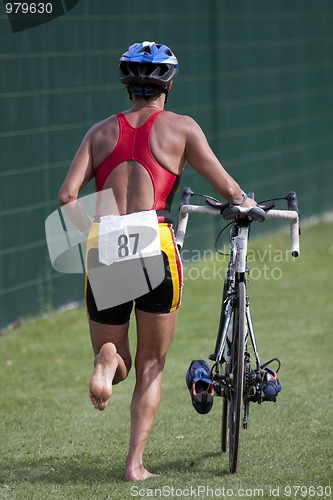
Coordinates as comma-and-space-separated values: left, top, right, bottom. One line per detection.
98, 211, 162, 265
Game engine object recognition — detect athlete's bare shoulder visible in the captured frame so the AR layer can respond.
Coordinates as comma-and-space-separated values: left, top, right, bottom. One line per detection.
156, 111, 215, 171
158, 111, 200, 134
86, 114, 118, 139
78, 114, 119, 169
161, 110, 193, 123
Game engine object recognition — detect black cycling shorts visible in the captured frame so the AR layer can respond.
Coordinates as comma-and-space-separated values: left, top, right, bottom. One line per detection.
85, 222, 183, 325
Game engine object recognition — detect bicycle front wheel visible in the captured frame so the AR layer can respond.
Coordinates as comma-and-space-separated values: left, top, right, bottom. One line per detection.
228, 281, 246, 473
221, 398, 228, 453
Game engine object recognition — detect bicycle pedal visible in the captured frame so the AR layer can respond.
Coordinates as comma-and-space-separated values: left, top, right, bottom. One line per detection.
213, 384, 225, 397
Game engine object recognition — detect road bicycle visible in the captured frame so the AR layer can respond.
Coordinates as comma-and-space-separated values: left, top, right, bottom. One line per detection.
176, 187, 300, 473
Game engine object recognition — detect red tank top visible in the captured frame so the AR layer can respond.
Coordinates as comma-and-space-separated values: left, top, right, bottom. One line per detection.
94, 111, 181, 221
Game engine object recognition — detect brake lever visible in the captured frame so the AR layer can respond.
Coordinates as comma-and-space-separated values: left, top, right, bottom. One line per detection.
260, 202, 275, 212
205, 198, 230, 210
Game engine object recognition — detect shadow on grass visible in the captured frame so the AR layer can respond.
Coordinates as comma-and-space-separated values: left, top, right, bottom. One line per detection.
0, 451, 230, 487
153, 450, 230, 478
0, 455, 125, 485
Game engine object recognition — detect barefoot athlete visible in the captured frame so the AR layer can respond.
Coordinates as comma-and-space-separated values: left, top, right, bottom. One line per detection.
58, 41, 256, 481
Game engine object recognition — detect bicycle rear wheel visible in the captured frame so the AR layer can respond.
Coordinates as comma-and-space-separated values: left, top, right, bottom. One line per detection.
228, 281, 246, 473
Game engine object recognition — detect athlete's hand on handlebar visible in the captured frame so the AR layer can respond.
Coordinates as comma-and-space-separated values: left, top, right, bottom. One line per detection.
232, 190, 258, 209
239, 197, 257, 208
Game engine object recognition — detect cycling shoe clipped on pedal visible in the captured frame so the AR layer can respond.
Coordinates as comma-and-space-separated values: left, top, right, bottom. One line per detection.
261, 358, 282, 402
186, 360, 214, 414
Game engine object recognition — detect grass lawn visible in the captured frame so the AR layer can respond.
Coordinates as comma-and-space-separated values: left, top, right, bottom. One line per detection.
0, 220, 332, 499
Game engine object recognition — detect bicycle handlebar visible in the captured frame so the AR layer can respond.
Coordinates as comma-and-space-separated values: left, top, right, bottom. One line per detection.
265, 209, 300, 257
286, 191, 299, 214
179, 186, 193, 207
176, 188, 300, 257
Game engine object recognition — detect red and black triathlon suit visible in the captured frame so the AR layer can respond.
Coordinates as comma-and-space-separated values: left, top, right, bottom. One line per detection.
85, 110, 183, 325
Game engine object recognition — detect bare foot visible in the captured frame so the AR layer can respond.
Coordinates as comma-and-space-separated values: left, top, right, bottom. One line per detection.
125, 463, 158, 481
89, 343, 118, 411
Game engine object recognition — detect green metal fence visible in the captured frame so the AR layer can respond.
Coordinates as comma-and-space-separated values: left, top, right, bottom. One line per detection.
1, 0, 332, 329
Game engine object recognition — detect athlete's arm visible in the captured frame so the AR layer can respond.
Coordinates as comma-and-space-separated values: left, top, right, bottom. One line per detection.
58, 130, 95, 234
58, 131, 95, 204
183, 116, 256, 207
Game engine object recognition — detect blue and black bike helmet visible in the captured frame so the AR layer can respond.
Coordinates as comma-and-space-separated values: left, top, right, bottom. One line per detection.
119, 41, 179, 100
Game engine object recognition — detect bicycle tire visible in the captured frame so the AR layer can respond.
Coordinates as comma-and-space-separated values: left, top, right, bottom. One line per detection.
219, 276, 230, 454
221, 398, 228, 452
228, 281, 246, 473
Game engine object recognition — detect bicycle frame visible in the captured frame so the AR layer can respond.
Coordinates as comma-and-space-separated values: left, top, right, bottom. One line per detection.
214, 219, 261, 378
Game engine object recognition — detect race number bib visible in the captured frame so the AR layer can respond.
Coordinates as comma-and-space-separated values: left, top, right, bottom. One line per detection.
98, 211, 161, 265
